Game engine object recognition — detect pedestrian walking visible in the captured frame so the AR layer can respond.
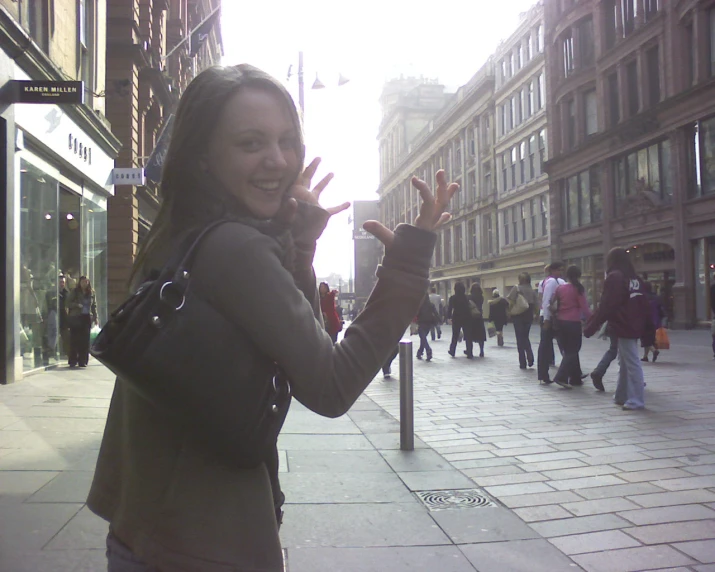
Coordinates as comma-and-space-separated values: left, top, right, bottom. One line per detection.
585, 247, 652, 410
66, 276, 97, 368
448, 282, 472, 358
538, 261, 566, 384
641, 282, 665, 363
488, 290, 509, 347
416, 294, 440, 361
429, 287, 444, 341
468, 283, 487, 357
87, 64, 458, 572
507, 272, 537, 369
590, 327, 617, 392
551, 265, 592, 389
57, 275, 70, 360
319, 282, 342, 343
382, 346, 399, 379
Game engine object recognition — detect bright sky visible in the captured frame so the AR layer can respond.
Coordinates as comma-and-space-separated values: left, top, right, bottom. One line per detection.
221, 0, 536, 278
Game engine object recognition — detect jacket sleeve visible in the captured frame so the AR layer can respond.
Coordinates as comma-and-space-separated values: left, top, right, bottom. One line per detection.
447, 297, 453, 320
584, 272, 624, 337
190, 222, 435, 418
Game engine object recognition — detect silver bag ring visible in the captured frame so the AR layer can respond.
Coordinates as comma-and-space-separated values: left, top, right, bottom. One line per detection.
159, 281, 186, 311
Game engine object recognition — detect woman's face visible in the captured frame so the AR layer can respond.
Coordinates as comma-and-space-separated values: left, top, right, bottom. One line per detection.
319, 284, 328, 296
80, 278, 89, 290
204, 86, 300, 220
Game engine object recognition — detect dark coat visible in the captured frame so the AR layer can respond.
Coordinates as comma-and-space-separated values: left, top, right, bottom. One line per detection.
489, 297, 509, 330
448, 293, 471, 324
417, 296, 440, 326
584, 271, 652, 339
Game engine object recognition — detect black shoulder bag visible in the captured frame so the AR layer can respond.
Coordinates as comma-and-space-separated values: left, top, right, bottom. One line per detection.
90, 220, 292, 468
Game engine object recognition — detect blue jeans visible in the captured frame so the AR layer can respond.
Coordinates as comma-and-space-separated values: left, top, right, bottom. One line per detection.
614, 338, 645, 409
593, 334, 618, 377
106, 530, 157, 571
513, 314, 534, 368
417, 324, 433, 358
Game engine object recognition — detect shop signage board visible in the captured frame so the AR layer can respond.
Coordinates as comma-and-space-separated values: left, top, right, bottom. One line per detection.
4, 80, 84, 104
111, 168, 146, 186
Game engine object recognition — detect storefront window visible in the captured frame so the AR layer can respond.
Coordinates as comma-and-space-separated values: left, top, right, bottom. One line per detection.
19, 159, 59, 372
82, 189, 108, 325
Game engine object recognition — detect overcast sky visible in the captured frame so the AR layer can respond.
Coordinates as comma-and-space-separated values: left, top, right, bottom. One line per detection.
220, 0, 536, 279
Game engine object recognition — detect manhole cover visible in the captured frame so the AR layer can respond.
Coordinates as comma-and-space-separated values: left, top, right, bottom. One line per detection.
43, 397, 67, 404
415, 488, 498, 511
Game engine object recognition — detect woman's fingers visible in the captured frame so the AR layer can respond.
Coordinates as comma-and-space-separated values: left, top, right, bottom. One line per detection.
312, 172, 334, 198
326, 201, 351, 216
274, 197, 298, 226
301, 157, 321, 187
363, 220, 394, 248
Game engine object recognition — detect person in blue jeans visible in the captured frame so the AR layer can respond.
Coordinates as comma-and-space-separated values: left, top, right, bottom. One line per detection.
590, 329, 618, 391
585, 248, 653, 410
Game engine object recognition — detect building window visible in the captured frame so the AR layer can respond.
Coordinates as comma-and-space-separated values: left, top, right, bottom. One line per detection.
614, 139, 675, 208
565, 99, 576, 149
689, 118, 715, 198
510, 52, 516, 77
485, 215, 494, 255
501, 104, 508, 136
510, 96, 516, 130
483, 114, 492, 147
19, 0, 50, 52
608, 72, 620, 127
519, 141, 527, 184
685, 23, 695, 87
455, 225, 463, 262
580, 17, 595, 67
519, 90, 525, 124
563, 167, 603, 230
510, 147, 517, 188
529, 135, 537, 177
537, 24, 544, 52
622, 0, 637, 37
644, 0, 659, 22
520, 203, 527, 242
541, 195, 548, 236
435, 234, 442, 266
646, 46, 660, 107
530, 198, 537, 239
501, 153, 508, 193
512, 206, 518, 243
605, 0, 617, 49
538, 129, 547, 172
527, 81, 534, 117
468, 219, 477, 260
538, 73, 545, 109
563, 31, 575, 77
526, 33, 533, 61
483, 162, 492, 196
503, 210, 510, 246
501, 59, 508, 82
626, 60, 639, 117
584, 89, 598, 136
517, 44, 523, 70
444, 228, 452, 265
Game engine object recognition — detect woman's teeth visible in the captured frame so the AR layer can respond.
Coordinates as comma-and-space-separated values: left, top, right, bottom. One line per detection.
253, 181, 281, 192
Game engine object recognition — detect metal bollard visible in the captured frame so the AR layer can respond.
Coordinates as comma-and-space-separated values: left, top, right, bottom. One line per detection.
399, 339, 414, 451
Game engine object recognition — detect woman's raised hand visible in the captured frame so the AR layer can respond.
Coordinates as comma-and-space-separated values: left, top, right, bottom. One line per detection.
363, 170, 458, 249
276, 157, 351, 225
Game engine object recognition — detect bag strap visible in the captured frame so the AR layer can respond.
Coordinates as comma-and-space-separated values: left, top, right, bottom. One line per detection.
169, 219, 232, 283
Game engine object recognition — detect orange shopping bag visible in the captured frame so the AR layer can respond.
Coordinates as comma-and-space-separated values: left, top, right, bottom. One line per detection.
655, 327, 670, 350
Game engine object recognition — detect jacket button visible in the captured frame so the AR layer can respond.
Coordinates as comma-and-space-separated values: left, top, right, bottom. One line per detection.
182, 270, 190, 279
151, 316, 161, 327
271, 404, 279, 414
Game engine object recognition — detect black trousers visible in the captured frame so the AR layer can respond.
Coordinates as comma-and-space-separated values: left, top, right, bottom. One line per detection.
383, 346, 399, 374
537, 318, 556, 381
68, 315, 91, 366
450, 321, 472, 357
513, 314, 534, 368
417, 324, 433, 358
554, 320, 583, 384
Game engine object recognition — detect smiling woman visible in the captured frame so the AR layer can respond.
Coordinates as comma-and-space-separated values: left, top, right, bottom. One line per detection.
86, 64, 457, 572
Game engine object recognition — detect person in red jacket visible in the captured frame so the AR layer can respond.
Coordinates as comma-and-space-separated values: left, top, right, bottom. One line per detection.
584, 248, 652, 410
319, 282, 343, 343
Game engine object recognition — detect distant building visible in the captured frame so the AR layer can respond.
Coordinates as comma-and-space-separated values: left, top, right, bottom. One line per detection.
352, 201, 382, 308
543, 0, 715, 326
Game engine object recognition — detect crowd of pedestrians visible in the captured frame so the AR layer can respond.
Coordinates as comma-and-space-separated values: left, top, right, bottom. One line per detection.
393, 247, 689, 413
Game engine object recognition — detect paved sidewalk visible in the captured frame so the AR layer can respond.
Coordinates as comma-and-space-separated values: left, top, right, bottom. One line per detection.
365, 327, 715, 572
0, 327, 712, 571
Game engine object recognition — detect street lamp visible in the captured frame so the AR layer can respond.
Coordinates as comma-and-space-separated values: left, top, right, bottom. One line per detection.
287, 51, 349, 116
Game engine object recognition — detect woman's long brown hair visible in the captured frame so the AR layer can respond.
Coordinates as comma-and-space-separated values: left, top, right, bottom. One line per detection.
129, 65, 305, 289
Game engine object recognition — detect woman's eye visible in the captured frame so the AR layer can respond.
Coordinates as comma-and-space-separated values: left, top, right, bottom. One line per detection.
240, 140, 262, 151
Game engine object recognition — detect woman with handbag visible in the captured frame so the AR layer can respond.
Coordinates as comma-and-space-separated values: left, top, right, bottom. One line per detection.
488, 290, 509, 347
66, 276, 97, 368
551, 266, 592, 389
507, 272, 537, 369
87, 64, 457, 572
469, 283, 487, 357
640, 281, 665, 362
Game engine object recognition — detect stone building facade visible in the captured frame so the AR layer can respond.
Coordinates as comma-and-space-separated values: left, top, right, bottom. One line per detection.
1, 0, 121, 382
377, 2, 549, 304
543, 0, 715, 326
106, 0, 222, 310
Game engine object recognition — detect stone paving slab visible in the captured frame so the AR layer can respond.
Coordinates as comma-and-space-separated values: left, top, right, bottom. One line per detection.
458, 538, 582, 572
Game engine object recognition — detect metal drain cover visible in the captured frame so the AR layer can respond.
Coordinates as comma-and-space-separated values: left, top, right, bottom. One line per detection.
43, 397, 67, 404
415, 488, 497, 511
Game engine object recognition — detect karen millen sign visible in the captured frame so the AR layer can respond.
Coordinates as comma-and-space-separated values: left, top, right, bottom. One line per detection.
4, 80, 84, 104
